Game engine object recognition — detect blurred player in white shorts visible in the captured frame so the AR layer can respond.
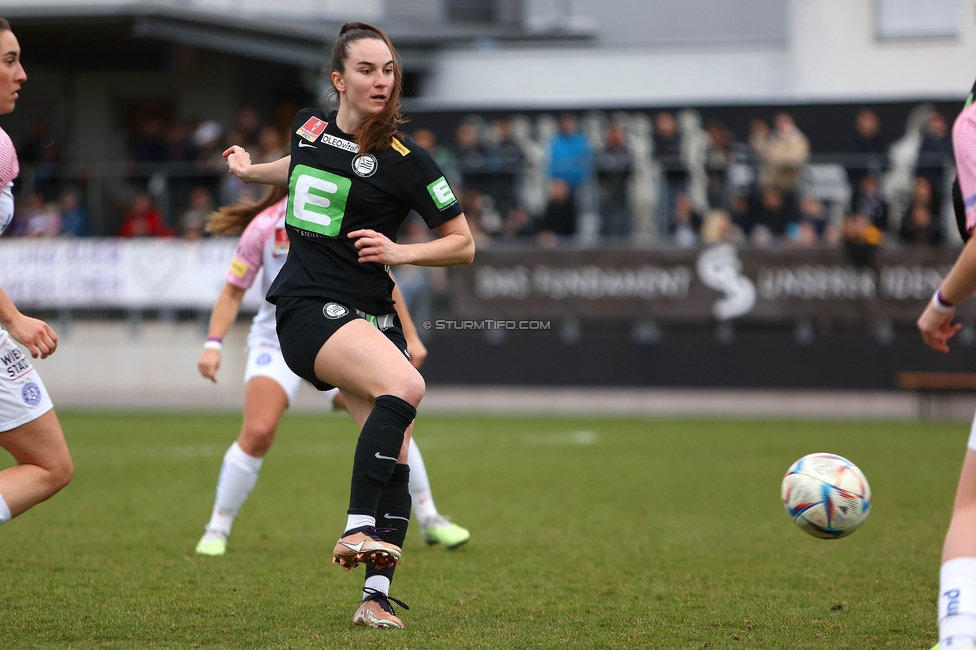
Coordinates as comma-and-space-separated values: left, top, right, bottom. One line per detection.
919, 82, 976, 650
0, 17, 72, 528
195, 186, 469, 557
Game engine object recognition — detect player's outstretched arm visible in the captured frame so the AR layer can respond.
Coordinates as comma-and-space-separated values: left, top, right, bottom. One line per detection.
223, 146, 290, 186
918, 236, 976, 353
0, 285, 57, 359
391, 280, 427, 369
349, 214, 475, 268
198, 283, 247, 383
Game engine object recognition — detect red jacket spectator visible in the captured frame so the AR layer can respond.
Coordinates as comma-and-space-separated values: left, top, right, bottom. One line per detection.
117, 193, 173, 237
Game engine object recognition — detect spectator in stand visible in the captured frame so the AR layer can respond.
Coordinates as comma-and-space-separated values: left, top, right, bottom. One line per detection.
499, 205, 532, 239
700, 209, 744, 245
756, 186, 796, 237
484, 118, 523, 219
842, 213, 883, 267
412, 128, 460, 189
132, 117, 169, 163
761, 112, 810, 192
58, 187, 86, 237
459, 188, 499, 241
17, 193, 60, 237
899, 175, 941, 231
850, 174, 888, 231
537, 178, 577, 247
653, 111, 685, 226
918, 110, 954, 192
668, 191, 701, 248
253, 125, 285, 165
455, 122, 487, 192
729, 193, 756, 237
899, 203, 944, 246
117, 192, 173, 238
748, 118, 771, 162
193, 120, 225, 167
548, 113, 593, 213
705, 120, 733, 209
798, 195, 830, 239
17, 118, 61, 198
595, 122, 632, 237
853, 108, 886, 154
850, 108, 886, 189
166, 121, 198, 163
234, 107, 262, 151
180, 186, 213, 241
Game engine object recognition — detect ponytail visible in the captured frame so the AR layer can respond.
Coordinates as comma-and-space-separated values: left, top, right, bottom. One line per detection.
205, 185, 288, 236
328, 22, 406, 155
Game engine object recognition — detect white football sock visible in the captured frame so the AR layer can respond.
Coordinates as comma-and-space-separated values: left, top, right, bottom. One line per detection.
345, 514, 375, 532
0, 492, 10, 525
940, 557, 976, 648
407, 437, 439, 525
364, 575, 391, 600
205, 442, 263, 539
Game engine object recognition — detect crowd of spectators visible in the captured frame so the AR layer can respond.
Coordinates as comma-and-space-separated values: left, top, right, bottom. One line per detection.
4, 103, 961, 259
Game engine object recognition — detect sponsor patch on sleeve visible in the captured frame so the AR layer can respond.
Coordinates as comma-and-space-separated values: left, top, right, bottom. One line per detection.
390, 138, 410, 157
297, 117, 328, 142
230, 258, 249, 277
427, 176, 457, 210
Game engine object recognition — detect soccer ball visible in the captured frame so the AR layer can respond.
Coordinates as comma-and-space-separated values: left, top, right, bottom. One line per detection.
781, 453, 871, 539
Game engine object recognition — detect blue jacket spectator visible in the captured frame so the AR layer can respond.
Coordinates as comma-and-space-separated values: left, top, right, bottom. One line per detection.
549, 114, 592, 190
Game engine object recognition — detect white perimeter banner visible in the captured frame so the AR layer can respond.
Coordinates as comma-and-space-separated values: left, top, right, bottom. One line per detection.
0, 239, 266, 310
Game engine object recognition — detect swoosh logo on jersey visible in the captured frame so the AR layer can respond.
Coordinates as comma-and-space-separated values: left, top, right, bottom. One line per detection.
384, 513, 409, 522
375, 452, 397, 462
340, 540, 366, 553
298, 141, 316, 148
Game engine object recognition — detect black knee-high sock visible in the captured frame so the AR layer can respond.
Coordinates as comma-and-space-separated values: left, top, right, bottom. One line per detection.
366, 463, 411, 588
348, 395, 416, 517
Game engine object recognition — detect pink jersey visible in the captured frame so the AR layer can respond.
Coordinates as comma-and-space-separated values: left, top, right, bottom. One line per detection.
225, 198, 289, 349
0, 127, 18, 235
953, 104, 976, 233
0, 127, 18, 188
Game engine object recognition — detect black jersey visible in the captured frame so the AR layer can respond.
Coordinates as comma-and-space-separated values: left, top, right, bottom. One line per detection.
266, 108, 463, 314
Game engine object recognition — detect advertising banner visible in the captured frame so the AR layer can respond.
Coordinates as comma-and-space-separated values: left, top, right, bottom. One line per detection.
452, 245, 966, 323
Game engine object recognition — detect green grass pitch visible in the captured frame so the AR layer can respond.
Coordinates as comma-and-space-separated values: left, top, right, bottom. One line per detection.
0, 412, 964, 648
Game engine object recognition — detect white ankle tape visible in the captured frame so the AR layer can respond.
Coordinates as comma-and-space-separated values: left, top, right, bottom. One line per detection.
940, 558, 976, 621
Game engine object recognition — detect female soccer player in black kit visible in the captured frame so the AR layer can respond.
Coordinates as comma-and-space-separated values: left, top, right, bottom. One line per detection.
223, 22, 474, 629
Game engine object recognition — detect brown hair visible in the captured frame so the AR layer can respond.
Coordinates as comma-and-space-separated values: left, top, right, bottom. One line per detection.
328, 22, 406, 155
205, 185, 288, 236
0, 17, 10, 32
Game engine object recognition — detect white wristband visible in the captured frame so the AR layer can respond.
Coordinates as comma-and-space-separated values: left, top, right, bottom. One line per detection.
203, 340, 223, 351
931, 290, 954, 313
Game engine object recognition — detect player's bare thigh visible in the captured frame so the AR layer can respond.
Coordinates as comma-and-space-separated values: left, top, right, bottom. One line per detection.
313, 319, 424, 407
0, 409, 73, 482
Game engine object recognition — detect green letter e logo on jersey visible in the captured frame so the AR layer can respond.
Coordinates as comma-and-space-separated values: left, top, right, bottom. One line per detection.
427, 176, 457, 210
287, 164, 352, 236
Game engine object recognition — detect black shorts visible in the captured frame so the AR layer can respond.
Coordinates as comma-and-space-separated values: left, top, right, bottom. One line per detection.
275, 296, 409, 392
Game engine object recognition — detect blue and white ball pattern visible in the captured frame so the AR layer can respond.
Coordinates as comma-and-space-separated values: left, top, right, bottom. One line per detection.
781, 453, 871, 539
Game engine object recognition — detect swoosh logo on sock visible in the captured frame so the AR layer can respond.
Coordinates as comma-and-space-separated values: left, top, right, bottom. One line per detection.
384, 513, 409, 522
340, 540, 366, 553
375, 452, 397, 461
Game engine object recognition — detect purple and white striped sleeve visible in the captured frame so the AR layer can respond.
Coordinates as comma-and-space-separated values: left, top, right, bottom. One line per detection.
0, 127, 19, 188
952, 104, 976, 234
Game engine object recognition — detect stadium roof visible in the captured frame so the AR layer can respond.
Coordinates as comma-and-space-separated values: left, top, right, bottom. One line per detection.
1, 2, 594, 71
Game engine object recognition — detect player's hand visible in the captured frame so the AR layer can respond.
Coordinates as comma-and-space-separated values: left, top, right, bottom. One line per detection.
917, 303, 962, 353
223, 145, 253, 182
349, 229, 408, 265
405, 333, 427, 369
198, 349, 221, 383
6, 312, 57, 359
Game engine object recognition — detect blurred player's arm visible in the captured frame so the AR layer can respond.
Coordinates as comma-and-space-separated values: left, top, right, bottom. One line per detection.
391, 278, 426, 369
0, 285, 56, 359
198, 283, 247, 382
223, 146, 290, 186
917, 237, 976, 353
